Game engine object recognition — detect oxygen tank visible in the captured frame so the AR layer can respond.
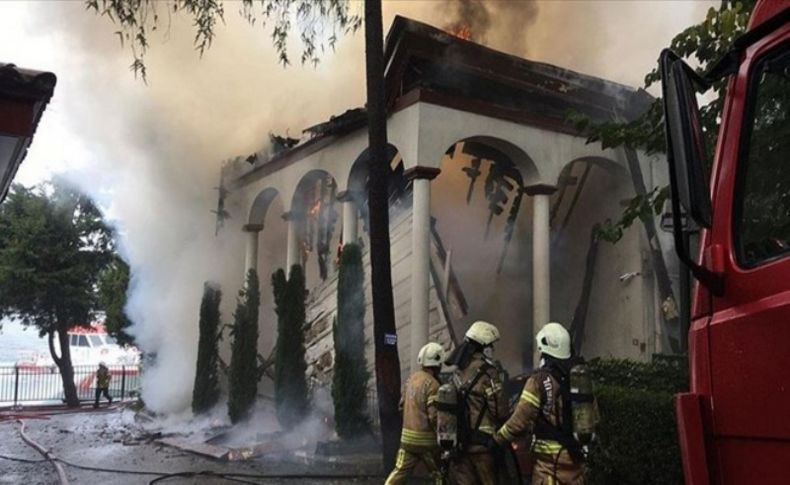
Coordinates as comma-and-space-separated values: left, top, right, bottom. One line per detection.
569, 363, 595, 447
436, 382, 458, 451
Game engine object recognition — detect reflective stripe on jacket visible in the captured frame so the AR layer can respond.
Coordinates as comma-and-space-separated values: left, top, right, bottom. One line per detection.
495, 369, 585, 482
400, 368, 440, 450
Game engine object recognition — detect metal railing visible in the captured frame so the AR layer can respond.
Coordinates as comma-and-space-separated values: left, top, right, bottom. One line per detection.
0, 364, 141, 407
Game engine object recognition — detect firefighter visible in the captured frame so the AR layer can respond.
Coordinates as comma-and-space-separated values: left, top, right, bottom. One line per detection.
494, 322, 592, 485
94, 362, 113, 408
385, 342, 445, 485
447, 320, 508, 485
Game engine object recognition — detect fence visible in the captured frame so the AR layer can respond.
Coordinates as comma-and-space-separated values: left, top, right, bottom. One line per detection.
0, 364, 141, 407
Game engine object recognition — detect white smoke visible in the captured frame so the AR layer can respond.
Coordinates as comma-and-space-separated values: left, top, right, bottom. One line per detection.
2, 0, 715, 414
2, 1, 367, 413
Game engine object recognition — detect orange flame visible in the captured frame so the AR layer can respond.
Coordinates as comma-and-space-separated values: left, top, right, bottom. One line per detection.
453, 25, 472, 41
308, 199, 321, 217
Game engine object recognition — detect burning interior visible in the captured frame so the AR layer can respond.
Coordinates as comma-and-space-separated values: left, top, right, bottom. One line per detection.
220, 15, 674, 409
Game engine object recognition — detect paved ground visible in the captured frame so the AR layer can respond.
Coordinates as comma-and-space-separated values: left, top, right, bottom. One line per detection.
0, 405, 384, 485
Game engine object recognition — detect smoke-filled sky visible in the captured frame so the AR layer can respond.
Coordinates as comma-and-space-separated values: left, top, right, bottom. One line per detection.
0, 0, 715, 413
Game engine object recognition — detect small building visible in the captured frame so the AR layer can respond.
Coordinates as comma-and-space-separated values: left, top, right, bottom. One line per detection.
0, 63, 56, 202
221, 17, 677, 387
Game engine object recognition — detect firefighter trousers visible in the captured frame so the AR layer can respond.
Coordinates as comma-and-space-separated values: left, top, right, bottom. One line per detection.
449, 451, 497, 485
532, 455, 585, 485
385, 447, 442, 485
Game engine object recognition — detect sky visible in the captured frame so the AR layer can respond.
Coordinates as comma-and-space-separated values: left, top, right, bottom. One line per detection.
0, 0, 717, 412
3, 0, 717, 187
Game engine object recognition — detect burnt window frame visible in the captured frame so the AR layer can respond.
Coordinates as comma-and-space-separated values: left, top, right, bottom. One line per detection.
733, 40, 790, 269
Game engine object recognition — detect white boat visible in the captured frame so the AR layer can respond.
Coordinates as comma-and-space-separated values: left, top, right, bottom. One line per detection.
67, 324, 140, 367
13, 324, 140, 369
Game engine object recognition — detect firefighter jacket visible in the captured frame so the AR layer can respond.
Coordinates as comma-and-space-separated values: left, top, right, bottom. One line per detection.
399, 368, 441, 451
494, 369, 585, 483
96, 367, 111, 388
457, 352, 508, 452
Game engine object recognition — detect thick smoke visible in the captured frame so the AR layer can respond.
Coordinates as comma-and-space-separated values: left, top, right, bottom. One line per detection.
4, 1, 368, 413
442, 0, 539, 51
3, 0, 714, 414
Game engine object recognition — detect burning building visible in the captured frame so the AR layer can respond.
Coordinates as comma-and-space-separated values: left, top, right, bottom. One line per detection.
221, 16, 676, 387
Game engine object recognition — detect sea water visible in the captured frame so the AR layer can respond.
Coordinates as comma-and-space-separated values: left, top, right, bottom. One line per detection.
0, 319, 49, 365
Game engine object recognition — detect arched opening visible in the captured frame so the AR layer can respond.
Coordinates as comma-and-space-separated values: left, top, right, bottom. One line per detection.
432, 137, 539, 371
290, 170, 341, 288
346, 143, 407, 236
248, 187, 279, 226
245, 187, 286, 381
548, 157, 652, 360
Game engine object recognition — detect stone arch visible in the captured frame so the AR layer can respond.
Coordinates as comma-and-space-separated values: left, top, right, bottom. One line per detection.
247, 187, 280, 226
429, 136, 542, 370
550, 156, 629, 235
346, 143, 407, 233
290, 169, 341, 286
548, 155, 638, 358
347, 144, 405, 199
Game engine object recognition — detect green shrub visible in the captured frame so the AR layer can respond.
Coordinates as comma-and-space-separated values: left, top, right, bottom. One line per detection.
332, 244, 371, 439
588, 356, 688, 393
273, 265, 309, 429
192, 282, 222, 415
227, 269, 260, 423
585, 357, 687, 485
586, 385, 682, 485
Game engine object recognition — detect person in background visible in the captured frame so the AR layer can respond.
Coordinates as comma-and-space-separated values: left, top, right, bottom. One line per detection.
94, 362, 113, 408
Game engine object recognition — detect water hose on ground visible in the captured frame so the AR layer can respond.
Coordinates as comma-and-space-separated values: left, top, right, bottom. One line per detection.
17, 419, 70, 485
4, 409, 384, 483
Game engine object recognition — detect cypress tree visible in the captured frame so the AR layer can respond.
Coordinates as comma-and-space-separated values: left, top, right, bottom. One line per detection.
228, 269, 260, 424
273, 265, 309, 429
332, 244, 371, 439
192, 282, 222, 414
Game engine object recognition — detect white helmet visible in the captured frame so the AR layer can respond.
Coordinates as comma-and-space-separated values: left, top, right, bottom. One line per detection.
417, 342, 445, 368
465, 320, 500, 347
536, 322, 572, 360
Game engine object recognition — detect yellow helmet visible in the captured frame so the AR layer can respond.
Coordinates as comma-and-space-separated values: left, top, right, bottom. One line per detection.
417, 342, 445, 368
536, 322, 572, 359
465, 320, 500, 347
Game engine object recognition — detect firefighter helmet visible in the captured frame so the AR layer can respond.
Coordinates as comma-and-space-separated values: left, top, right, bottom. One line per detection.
417, 342, 445, 368
536, 322, 572, 359
465, 320, 500, 347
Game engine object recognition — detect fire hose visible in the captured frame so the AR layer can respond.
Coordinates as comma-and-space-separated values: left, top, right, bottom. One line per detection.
4, 411, 384, 483
17, 419, 70, 485
5, 420, 384, 484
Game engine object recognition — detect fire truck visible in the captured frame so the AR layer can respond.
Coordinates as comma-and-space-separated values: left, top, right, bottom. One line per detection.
661, 2, 790, 483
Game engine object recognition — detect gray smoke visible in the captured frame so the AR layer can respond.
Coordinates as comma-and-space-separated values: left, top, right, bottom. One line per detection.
441, 0, 539, 54
2, 0, 714, 414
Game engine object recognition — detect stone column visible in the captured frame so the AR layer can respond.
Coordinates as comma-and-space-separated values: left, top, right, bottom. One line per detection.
405, 166, 441, 371
283, 211, 301, 271
525, 183, 557, 367
242, 224, 264, 278
337, 191, 358, 246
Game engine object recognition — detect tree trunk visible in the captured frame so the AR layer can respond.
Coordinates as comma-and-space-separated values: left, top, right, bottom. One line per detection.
624, 148, 681, 353
364, 0, 402, 473
49, 326, 79, 407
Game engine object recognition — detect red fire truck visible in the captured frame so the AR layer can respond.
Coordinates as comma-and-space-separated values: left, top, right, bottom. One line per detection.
661, 2, 790, 483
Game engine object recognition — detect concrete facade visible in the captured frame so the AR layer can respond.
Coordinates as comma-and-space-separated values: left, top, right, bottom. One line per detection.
220, 17, 676, 384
